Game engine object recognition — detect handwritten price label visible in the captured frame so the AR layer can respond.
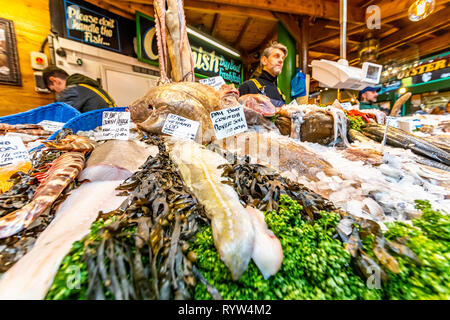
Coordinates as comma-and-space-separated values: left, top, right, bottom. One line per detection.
162, 114, 200, 141
101, 111, 130, 140
38, 120, 65, 132
199, 76, 226, 91
0, 136, 30, 166
210, 105, 248, 140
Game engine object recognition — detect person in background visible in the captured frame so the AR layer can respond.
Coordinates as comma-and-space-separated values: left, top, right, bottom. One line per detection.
43, 66, 117, 113
358, 86, 380, 110
239, 42, 288, 110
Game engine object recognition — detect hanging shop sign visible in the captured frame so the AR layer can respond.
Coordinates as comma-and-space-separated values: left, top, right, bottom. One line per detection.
50, 0, 136, 56
396, 56, 450, 80
63, 0, 120, 52
136, 12, 243, 85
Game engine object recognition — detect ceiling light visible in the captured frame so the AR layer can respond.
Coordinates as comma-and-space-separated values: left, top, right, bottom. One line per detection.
186, 27, 241, 58
408, 0, 435, 21
399, 87, 407, 94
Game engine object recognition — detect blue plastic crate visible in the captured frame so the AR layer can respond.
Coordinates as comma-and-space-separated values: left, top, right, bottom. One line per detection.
47, 107, 129, 140
0, 102, 80, 125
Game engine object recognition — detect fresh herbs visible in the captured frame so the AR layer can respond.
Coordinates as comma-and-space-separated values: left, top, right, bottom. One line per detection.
192, 195, 381, 300
363, 200, 450, 300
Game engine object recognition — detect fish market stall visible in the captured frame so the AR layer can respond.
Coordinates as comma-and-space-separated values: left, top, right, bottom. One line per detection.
0, 0, 449, 302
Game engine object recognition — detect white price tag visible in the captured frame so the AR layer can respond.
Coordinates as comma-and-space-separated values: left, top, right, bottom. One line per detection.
0, 136, 30, 166
381, 116, 397, 154
199, 76, 226, 91
340, 102, 353, 110
101, 111, 130, 140
162, 114, 200, 141
210, 105, 248, 140
38, 120, 65, 132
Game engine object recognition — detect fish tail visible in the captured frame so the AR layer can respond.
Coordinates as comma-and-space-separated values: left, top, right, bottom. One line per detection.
0, 201, 48, 239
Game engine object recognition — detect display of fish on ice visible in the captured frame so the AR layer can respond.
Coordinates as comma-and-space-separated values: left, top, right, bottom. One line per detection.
305, 141, 450, 220
214, 131, 387, 221
238, 94, 276, 117
168, 138, 283, 280
0, 140, 158, 299
277, 102, 350, 146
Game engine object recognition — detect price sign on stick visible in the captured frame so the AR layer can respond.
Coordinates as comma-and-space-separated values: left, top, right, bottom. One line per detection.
162, 114, 200, 141
381, 116, 396, 155
101, 111, 130, 140
210, 105, 248, 140
0, 136, 30, 166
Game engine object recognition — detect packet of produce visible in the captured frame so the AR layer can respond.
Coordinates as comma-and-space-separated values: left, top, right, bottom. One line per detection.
0, 161, 32, 193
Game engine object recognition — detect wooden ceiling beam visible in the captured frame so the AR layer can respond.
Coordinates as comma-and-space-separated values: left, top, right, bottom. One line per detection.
211, 13, 220, 37
183, 0, 277, 21
249, 24, 278, 55
192, 0, 364, 23
233, 17, 253, 48
210, 13, 219, 35
379, 8, 450, 53
416, 32, 450, 57
84, 0, 136, 20
101, 0, 154, 17
311, 46, 340, 57
347, 7, 450, 64
274, 13, 302, 45
310, 1, 450, 48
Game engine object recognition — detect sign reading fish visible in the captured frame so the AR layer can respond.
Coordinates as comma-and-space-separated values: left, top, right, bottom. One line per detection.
136, 11, 243, 86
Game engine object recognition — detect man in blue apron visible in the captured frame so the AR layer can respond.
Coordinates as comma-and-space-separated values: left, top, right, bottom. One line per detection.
239, 42, 288, 109
43, 66, 117, 113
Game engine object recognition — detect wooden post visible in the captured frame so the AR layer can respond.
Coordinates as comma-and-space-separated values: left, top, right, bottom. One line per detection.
301, 16, 309, 74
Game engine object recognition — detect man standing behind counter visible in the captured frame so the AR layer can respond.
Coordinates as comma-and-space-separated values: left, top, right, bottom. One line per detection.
239, 42, 288, 109
358, 86, 380, 110
43, 66, 117, 113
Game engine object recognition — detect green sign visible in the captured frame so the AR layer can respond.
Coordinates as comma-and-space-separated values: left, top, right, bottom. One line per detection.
136, 11, 243, 85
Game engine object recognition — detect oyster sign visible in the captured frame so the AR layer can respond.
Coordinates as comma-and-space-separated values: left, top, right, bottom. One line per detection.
136, 12, 243, 85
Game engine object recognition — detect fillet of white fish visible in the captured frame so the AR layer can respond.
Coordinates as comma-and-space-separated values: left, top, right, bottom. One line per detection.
0, 180, 127, 300
246, 206, 283, 279
168, 139, 255, 280
79, 140, 158, 182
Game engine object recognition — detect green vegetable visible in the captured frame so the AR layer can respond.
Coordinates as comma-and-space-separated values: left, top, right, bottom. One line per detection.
192, 195, 381, 300
364, 200, 450, 300
348, 115, 366, 132
45, 219, 109, 300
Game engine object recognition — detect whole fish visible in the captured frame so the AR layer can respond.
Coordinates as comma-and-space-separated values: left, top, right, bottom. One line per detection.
361, 124, 450, 165
0, 152, 85, 239
168, 138, 255, 280
129, 82, 220, 144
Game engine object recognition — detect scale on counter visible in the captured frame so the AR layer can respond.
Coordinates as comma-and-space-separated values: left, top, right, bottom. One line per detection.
311, 0, 383, 90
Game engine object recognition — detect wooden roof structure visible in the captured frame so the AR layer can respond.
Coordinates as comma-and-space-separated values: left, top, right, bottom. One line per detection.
86, 0, 450, 74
